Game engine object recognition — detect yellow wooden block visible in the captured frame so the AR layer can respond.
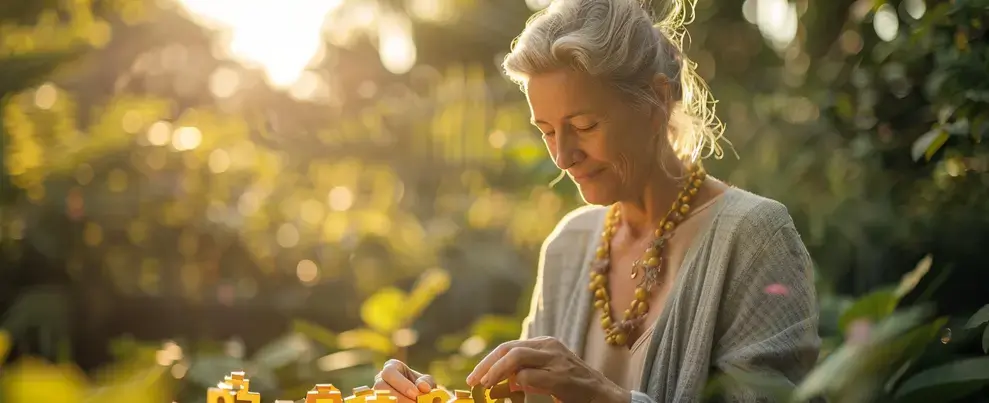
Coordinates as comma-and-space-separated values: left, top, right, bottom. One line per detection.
447, 390, 473, 403
306, 384, 343, 403
236, 388, 261, 403
207, 386, 237, 403
367, 394, 398, 403
345, 386, 375, 403
417, 388, 453, 403
488, 381, 525, 403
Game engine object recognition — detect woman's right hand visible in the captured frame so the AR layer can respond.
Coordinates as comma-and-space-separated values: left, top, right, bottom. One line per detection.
373, 359, 437, 403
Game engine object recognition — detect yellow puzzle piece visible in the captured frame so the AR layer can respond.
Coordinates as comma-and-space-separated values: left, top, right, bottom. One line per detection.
306, 383, 343, 403
417, 388, 453, 403
344, 386, 375, 403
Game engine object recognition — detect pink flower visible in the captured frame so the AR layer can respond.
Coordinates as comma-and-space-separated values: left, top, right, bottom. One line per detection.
763, 283, 789, 296
846, 319, 873, 345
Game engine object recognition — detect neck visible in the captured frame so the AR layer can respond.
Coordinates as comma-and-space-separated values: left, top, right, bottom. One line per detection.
618, 159, 690, 239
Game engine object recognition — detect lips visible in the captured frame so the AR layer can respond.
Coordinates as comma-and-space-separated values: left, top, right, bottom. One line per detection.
570, 167, 605, 182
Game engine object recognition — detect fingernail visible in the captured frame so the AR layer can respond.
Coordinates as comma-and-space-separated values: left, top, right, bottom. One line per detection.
417, 381, 431, 392
465, 375, 474, 385
480, 375, 489, 386
407, 388, 419, 398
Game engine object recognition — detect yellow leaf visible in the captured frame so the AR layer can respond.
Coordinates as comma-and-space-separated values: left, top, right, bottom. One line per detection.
470, 315, 523, 342
406, 268, 452, 319
85, 367, 169, 403
925, 131, 949, 161
360, 288, 408, 334
955, 30, 969, 51
895, 254, 932, 298
337, 328, 395, 355
0, 358, 89, 403
0, 330, 10, 363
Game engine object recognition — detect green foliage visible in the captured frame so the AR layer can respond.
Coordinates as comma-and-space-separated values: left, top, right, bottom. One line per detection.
964, 304, 989, 354
894, 356, 989, 403
2, 0, 989, 402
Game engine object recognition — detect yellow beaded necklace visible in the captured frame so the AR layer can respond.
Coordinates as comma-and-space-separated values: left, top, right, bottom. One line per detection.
588, 165, 707, 347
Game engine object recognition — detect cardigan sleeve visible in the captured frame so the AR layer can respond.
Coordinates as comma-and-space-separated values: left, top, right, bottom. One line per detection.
711, 225, 821, 402
520, 226, 554, 340
519, 205, 603, 341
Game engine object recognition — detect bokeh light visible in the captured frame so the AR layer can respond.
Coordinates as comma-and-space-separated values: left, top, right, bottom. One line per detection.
328, 186, 354, 211
296, 259, 319, 284
873, 4, 899, 42
171, 126, 202, 151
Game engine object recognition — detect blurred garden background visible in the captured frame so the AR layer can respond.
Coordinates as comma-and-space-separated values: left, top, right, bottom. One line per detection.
1, 0, 988, 401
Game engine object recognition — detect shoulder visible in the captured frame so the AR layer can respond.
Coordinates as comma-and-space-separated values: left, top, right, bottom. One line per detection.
715, 188, 813, 291
713, 188, 810, 273
717, 187, 796, 239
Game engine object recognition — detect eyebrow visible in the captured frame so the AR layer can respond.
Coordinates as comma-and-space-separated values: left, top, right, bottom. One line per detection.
531, 110, 596, 125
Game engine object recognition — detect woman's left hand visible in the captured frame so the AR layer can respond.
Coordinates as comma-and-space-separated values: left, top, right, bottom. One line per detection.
465, 336, 630, 403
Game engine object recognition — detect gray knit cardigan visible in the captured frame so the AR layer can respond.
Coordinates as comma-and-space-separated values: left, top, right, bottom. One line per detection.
520, 187, 820, 403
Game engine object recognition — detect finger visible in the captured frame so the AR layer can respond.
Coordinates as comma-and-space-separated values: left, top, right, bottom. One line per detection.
467, 340, 526, 386
481, 347, 553, 388
379, 361, 421, 400
414, 374, 436, 393
373, 379, 416, 403
513, 369, 555, 395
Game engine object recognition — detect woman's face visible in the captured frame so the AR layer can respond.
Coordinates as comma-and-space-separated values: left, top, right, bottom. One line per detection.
526, 68, 664, 205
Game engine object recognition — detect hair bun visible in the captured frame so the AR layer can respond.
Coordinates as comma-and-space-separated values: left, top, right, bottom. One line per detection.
653, 26, 684, 101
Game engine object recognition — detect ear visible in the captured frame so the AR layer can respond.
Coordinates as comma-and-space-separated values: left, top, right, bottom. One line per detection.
649, 73, 674, 131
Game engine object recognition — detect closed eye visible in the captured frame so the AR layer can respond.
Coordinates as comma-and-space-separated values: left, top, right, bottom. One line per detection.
574, 123, 598, 132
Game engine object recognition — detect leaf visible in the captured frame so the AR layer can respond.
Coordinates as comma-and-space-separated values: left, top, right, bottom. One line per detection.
249, 333, 312, 371
894, 357, 989, 402
360, 287, 409, 334
85, 367, 170, 403
292, 319, 337, 349
983, 327, 989, 354
964, 304, 989, 329
0, 50, 86, 97
336, 328, 395, 355
838, 287, 898, 334
0, 329, 10, 363
910, 128, 949, 162
795, 306, 936, 402
712, 366, 795, 402
895, 254, 932, 299
470, 315, 523, 342
0, 358, 89, 403
185, 355, 246, 388
405, 268, 452, 320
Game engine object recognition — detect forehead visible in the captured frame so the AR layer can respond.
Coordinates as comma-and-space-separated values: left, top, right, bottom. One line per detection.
525, 69, 616, 121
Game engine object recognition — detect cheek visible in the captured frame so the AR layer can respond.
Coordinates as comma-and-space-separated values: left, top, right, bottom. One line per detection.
594, 129, 641, 163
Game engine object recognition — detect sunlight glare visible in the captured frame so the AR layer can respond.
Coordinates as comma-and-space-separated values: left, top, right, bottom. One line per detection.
755, 0, 798, 50
177, 0, 342, 87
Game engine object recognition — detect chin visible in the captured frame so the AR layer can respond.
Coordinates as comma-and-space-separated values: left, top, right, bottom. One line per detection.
577, 184, 618, 206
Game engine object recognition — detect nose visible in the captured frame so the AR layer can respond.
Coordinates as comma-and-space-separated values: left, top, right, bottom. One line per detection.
553, 132, 586, 170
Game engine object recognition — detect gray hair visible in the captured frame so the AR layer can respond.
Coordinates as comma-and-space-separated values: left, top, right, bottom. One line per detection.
503, 0, 727, 163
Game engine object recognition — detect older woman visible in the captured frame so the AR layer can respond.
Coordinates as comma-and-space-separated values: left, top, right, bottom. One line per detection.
374, 0, 820, 401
